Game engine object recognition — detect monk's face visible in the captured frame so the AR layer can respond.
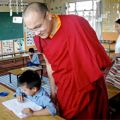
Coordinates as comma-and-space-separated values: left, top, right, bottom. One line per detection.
115, 23, 120, 33
24, 11, 53, 39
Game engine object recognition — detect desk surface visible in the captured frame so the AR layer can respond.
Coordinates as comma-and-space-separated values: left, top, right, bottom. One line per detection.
106, 83, 120, 99
0, 84, 63, 120
8, 66, 42, 76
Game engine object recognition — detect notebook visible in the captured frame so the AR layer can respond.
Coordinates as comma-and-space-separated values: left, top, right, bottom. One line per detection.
2, 98, 42, 119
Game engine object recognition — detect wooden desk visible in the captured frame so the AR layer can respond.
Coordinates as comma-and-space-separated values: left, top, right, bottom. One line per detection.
0, 84, 63, 120
106, 83, 120, 99
8, 66, 43, 83
0, 55, 23, 62
0, 55, 28, 67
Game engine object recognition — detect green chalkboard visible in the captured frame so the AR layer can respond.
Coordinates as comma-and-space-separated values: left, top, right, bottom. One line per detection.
0, 12, 23, 40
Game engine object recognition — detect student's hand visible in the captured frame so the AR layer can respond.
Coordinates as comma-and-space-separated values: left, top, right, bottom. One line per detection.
28, 55, 31, 59
17, 95, 24, 102
22, 108, 33, 115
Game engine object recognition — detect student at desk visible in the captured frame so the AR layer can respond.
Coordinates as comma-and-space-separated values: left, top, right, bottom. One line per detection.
27, 48, 40, 66
15, 70, 56, 116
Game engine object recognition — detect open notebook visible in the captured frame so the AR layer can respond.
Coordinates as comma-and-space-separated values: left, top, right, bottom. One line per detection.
2, 98, 42, 119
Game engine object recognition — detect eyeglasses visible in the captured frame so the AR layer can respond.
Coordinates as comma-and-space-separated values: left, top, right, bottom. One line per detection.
28, 12, 46, 32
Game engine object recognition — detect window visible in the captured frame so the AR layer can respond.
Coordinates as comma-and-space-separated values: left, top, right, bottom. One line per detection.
67, 0, 97, 30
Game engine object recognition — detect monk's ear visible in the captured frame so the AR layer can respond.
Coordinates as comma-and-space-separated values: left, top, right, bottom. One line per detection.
46, 12, 52, 21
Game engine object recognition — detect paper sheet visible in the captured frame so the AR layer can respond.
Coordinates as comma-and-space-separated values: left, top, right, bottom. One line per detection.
2, 98, 42, 119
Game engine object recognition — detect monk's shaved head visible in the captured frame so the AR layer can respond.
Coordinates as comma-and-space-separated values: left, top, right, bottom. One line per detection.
23, 2, 53, 39
23, 2, 48, 18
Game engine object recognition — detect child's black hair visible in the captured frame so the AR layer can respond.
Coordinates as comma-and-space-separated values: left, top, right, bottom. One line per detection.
18, 70, 41, 89
29, 48, 35, 53
115, 19, 120, 24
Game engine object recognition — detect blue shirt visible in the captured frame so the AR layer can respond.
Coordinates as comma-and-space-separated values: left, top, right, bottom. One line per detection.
15, 87, 56, 116
31, 53, 40, 65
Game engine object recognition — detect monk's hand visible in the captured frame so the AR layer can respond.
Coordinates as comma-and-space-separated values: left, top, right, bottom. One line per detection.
22, 108, 33, 115
51, 92, 57, 105
17, 95, 24, 102
51, 92, 55, 100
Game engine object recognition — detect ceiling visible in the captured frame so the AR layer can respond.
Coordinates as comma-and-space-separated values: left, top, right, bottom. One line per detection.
0, 0, 48, 4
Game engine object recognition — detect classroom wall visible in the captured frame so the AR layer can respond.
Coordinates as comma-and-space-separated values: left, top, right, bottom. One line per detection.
0, 0, 46, 53
0, 0, 46, 12
47, 0, 66, 14
47, 0, 95, 14
2, 0, 118, 32
48, 0, 120, 33
1, 0, 119, 53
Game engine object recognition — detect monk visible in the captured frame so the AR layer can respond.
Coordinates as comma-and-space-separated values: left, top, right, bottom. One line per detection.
23, 2, 112, 119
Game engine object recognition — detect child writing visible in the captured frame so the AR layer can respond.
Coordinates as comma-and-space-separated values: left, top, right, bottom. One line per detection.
27, 48, 40, 66
15, 70, 56, 116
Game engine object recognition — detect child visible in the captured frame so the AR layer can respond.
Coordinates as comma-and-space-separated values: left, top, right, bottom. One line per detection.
15, 70, 56, 116
27, 48, 40, 66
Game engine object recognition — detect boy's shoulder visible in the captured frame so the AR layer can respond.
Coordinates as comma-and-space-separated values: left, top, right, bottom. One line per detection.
35, 87, 50, 98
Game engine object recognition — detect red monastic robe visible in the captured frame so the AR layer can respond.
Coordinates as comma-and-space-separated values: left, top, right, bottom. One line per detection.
34, 15, 112, 119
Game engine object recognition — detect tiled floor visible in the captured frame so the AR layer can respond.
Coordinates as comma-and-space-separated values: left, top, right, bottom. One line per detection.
0, 74, 50, 95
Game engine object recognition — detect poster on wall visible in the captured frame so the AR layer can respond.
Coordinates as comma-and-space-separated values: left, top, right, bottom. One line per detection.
14, 38, 25, 53
26, 30, 35, 47
2, 40, 14, 54
0, 41, 2, 55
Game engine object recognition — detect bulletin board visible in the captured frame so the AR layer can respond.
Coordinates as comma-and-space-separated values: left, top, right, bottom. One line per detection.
24, 30, 36, 51
2, 40, 14, 54
26, 31, 35, 46
14, 38, 25, 53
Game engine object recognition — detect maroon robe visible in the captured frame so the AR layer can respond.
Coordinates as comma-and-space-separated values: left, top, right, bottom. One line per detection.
34, 15, 112, 119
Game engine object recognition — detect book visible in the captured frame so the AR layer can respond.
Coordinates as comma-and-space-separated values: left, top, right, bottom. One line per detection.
2, 98, 42, 119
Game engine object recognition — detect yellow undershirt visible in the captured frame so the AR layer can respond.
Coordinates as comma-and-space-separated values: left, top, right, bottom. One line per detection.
49, 15, 61, 39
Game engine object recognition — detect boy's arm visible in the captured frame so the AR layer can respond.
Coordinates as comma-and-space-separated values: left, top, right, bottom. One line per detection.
14, 87, 23, 96
31, 54, 38, 63
29, 54, 32, 61
42, 95, 56, 116
33, 108, 51, 115
22, 108, 51, 116
14, 87, 25, 102
22, 95, 56, 116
